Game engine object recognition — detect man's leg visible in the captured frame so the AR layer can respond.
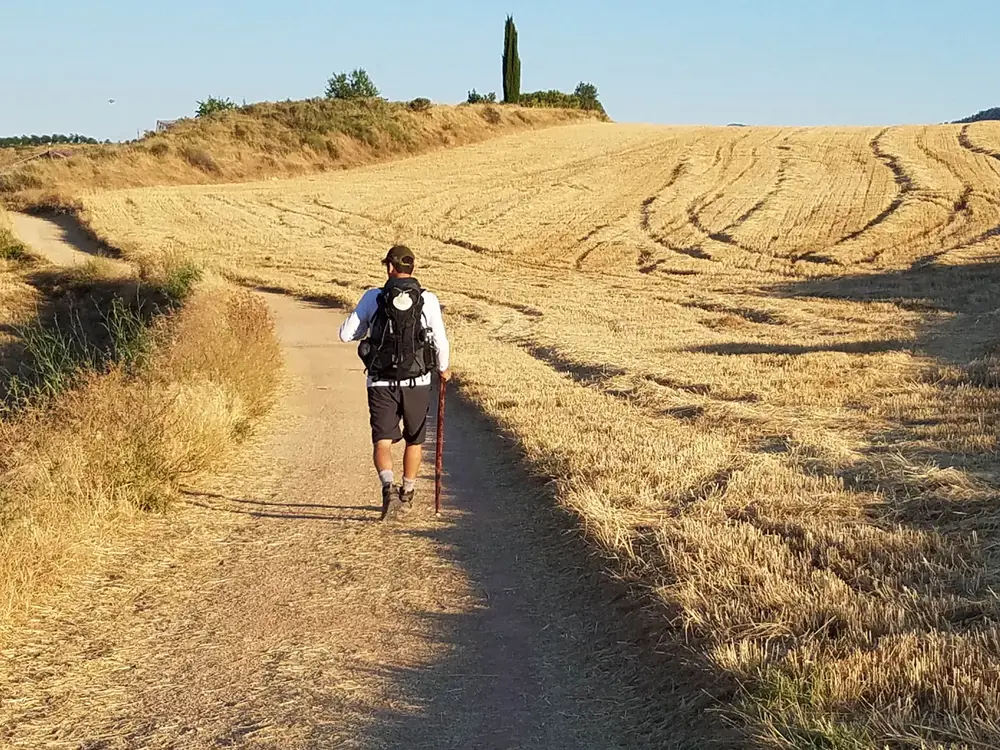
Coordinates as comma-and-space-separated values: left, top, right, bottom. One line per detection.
398, 384, 432, 510
374, 439, 394, 480
368, 386, 404, 520
403, 443, 422, 481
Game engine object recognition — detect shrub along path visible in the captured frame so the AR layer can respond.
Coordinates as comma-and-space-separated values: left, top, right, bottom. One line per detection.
0, 215, 702, 749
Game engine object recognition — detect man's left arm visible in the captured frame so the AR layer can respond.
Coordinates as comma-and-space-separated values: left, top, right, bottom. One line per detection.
425, 293, 450, 374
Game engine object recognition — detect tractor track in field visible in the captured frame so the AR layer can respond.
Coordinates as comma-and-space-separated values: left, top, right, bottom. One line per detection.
909, 129, 981, 256
698, 152, 790, 251
831, 128, 914, 254
639, 197, 713, 264
685, 132, 789, 247
442, 237, 492, 254
915, 125, 1000, 262
572, 217, 626, 271
959, 124, 1000, 163
710, 131, 805, 245
837, 126, 1000, 267
636, 160, 714, 265
631, 153, 713, 270
857, 130, 966, 266
665, 132, 834, 274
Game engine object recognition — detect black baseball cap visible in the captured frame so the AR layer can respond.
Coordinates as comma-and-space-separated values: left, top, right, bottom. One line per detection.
382, 244, 415, 272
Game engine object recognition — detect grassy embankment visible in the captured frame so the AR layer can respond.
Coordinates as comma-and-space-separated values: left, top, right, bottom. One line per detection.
0, 98, 604, 210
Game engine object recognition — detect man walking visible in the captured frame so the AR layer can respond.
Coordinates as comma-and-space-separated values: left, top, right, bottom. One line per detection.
339, 245, 451, 521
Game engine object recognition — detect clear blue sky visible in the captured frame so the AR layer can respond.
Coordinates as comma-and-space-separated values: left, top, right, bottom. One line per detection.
2, 0, 997, 141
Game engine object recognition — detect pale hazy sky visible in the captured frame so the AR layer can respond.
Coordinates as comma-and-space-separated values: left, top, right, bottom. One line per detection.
2, 0, 997, 140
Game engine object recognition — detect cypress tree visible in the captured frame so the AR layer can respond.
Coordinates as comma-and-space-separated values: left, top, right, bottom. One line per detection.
503, 15, 521, 104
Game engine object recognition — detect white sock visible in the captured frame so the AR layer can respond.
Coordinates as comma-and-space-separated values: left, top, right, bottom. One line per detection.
402, 477, 416, 494
379, 469, 394, 487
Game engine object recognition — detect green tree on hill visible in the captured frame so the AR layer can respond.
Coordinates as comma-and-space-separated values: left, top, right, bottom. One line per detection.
574, 82, 599, 110
325, 69, 380, 99
467, 89, 497, 104
196, 96, 237, 117
502, 16, 521, 104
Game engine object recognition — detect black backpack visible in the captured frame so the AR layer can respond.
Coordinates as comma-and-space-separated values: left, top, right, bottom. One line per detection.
358, 277, 436, 381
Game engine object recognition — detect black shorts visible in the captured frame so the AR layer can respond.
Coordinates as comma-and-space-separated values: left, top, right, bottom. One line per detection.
367, 384, 432, 445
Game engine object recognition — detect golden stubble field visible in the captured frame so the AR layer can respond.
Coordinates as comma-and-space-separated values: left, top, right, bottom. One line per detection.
83, 121, 1000, 746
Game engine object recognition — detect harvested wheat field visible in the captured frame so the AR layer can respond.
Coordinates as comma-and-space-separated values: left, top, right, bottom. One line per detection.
22, 120, 1000, 746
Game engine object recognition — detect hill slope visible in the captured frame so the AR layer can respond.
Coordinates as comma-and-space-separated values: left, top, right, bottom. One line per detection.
0, 98, 603, 209
79, 121, 1000, 747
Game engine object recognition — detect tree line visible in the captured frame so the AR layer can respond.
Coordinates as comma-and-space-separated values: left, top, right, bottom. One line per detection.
0, 133, 103, 148
194, 15, 605, 118
953, 107, 1000, 124
469, 15, 605, 115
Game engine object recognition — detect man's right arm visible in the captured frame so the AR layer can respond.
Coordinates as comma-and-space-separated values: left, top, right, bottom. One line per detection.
339, 289, 378, 343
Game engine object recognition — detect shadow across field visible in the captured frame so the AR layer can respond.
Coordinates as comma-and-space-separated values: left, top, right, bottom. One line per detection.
687, 339, 913, 356
770, 256, 1000, 579
328, 388, 749, 750
679, 252, 1000, 545
642, 256, 1000, 744
768, 255, 1000, 364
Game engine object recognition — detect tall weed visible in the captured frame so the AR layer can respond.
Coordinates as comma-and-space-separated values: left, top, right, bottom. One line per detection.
0, 274, 280, 623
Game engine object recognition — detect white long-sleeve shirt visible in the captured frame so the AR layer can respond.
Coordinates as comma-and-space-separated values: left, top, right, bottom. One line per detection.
339, 287, 450, 387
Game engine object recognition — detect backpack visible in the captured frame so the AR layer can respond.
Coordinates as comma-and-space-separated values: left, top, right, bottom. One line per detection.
358, 277, 436, 381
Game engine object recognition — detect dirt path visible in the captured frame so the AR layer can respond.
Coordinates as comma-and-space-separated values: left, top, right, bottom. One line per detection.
0, 216, 669, 749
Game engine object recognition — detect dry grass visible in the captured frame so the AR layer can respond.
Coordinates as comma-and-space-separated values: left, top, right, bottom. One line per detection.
0, 255, 281, 630
0, 208, 29, 262
0, 145, 84, 171
80, 122, 1000, 746
0, 99, 602, 210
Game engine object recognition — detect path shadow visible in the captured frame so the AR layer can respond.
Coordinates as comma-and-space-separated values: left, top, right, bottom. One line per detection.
325, 387, 748, 750
24, 209, 124, 259
181, 490, 378, 523
253, 285, 351, 312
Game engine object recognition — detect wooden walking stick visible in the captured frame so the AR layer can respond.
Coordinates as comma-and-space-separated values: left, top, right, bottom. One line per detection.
435, 375, 446, 515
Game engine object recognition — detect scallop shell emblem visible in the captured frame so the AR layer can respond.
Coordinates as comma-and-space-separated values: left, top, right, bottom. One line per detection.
392, 293, 414, 311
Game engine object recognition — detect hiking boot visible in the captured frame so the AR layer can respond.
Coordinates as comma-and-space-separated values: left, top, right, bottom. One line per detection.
399, 486, 415, 515
381, 484, 402, 522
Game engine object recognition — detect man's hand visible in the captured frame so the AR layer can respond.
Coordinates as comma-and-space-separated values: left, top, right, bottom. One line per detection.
440, 369, 452, 383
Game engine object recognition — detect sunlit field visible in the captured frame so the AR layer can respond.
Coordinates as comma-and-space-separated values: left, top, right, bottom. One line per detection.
83, 120, 1000, 746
